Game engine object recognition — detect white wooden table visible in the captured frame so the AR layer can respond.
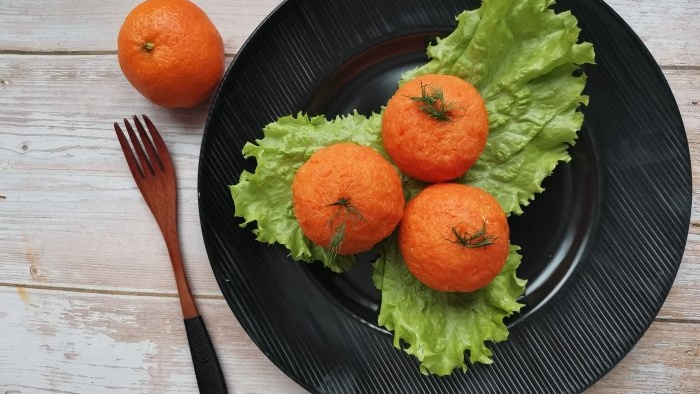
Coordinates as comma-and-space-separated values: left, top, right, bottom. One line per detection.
1, 1, 698, 392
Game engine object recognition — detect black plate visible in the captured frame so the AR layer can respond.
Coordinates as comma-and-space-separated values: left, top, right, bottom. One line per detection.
198, 0, 691, 392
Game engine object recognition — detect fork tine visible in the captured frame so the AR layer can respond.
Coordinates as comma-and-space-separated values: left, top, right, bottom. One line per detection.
124, 118, 155, 176
142, 114, 174, 171
132, 115, 164, 172
114, 122, 145, 179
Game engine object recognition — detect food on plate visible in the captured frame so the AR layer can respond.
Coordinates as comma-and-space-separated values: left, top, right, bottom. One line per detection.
230, 0, 594, 376
231, 113, 386, 273
382, 74, 488, 182
292, 143, 404, 257
374, 240, 524, 376
117, 0, 224, 108
399, 183, 509, 292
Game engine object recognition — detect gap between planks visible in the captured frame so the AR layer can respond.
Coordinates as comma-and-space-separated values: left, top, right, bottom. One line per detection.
0, 50, 699, 71
3, 281, 699, 326
0, 49, 237, 57
0, 281, 225, 300
656, 317, 700, 324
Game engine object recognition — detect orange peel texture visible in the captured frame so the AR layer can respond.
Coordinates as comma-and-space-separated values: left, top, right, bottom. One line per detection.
117, 0, 225, 108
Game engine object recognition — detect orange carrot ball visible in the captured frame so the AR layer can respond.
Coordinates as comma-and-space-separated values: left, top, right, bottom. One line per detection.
292, 143, 405, 255
382, 74, 489, 182
399, 183, 509, 292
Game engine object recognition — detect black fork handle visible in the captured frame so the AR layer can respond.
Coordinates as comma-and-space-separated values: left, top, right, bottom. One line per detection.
184, 316, 229, 393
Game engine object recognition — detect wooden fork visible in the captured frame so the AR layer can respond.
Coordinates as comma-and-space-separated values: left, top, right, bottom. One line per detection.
114, 115, 228, 394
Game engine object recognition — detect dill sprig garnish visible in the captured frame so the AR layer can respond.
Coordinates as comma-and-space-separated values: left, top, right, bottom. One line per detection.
326, 197, 364, 262
408, 82, 459, 121
447, 220, 496, 248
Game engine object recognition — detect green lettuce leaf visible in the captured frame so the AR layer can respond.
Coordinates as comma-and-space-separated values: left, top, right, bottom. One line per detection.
403, 0, 594, 214
373, 241, 526, 375
373, 0, 593, 375
230, 112, 384, 272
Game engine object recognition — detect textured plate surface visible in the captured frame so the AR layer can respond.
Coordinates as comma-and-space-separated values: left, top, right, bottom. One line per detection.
198, 0, 692, 392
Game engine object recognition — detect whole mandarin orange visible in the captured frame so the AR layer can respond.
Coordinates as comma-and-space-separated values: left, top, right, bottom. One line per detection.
117, 0, 225, 108
382, 74, 489, 182
292, 143, 405, 255
399, 183, 509, 292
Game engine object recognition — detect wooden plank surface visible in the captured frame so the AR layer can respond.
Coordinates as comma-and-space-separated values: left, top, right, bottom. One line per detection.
0, 0, 279, 54
0, 286, 306, 394
0, 0, 698, 66
0, 0, 698, 393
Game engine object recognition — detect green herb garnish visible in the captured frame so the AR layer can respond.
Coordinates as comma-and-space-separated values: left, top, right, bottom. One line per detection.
448, 221, 496, 248
408, 82, 459, 121
326, 197, 364, 262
